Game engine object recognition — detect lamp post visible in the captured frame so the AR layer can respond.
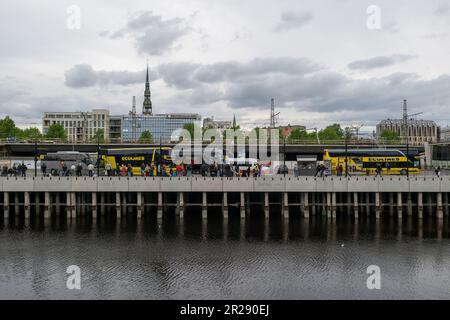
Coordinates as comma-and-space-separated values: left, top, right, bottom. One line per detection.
34, 140, 38, 177
283, 136, 286, 177
97, 135, 101, 177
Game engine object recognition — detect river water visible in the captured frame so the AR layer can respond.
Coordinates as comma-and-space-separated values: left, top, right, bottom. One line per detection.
0, 212, 449, 300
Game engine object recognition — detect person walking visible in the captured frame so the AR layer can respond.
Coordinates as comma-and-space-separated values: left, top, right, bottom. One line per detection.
40, 162, 47, 177
62, 162, 68, 177
105, 162, 111, 177
140, 162, 146, 176
70, 164, 76, 176
87, 163, 94, 177
435, 166, 441, 177
375, 163, 382, 177
121, 164, 127, 177
21, 162, 27, 177
76, 162, 83, 177
127, 163, 133, 177
2, 164, 8, 177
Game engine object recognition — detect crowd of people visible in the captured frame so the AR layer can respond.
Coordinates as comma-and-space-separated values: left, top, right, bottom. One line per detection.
1, 162, 28, 177
105, 161, 265, 178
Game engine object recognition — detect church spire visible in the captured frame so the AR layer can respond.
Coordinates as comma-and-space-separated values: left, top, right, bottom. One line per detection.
143, 64, 152, 115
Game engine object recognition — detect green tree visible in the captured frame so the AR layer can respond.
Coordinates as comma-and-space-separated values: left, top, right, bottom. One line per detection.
379, 129, 400, 142
288, 128, 309, 143
91, 129, 105, 143
139, 130, 153, 143
21, 127, 42, 140
319, 124, 344, 141
0, 116, 17, 139
45, 123, 67, 141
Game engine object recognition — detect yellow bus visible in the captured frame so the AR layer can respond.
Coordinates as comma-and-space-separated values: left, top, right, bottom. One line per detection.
323, 149, 421, 176
101, 147, 173, 176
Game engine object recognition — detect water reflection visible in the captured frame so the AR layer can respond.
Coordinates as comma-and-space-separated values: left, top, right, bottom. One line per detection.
0, 211, 449, 299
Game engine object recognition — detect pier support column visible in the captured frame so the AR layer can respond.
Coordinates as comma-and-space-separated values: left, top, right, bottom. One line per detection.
397, 192, 403, 219
157, 192, 163, 220
437, 192, 444, 219
136, 192, 142, 219
24, 192, 30, 219
311, 193, 316, 216
202, 192, 207, 220
92, 192, 97, 219
282, 192, 289, 220
418, 192, 423, 219
122, 192, 127, 216
66, 192, 71, 219
375, 192, 381, 219
178, 192, 184, 220
14, 193, 19, 217
407, 193, 413, 216
427, 193, 433, 216
326, 192, 331, 219
444, 193, 449, 216
71, 193, 76, 218
240, 192, 245, 220
35, 193, 40, 216
222, 192, 228, 220
353, 192, 359, 219
389, 192, 394, 216
303, 192, 310, 219
100, 193, 105, 216
44, 192, 50, 219
55, 193, 60, 216
3, 192, 9, 219
115, 192, 121, 219
264, 192, 269, 219
331, 192, 337, 219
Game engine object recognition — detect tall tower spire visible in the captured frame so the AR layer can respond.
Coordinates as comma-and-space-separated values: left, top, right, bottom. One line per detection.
143, 64, 152, 115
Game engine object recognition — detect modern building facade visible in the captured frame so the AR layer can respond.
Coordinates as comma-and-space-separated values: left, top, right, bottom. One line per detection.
42, 109, 110, 143
109, 115, 123, 143
122, 113, 202, 143
376, 119, 439, 145
439, 126, 450, 142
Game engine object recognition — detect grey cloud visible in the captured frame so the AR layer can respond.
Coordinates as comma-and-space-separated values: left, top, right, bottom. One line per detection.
348, 55, 415, 71
274, 11, 313, 32
108, 11, 188, 55
158, 57, 320, 90
158, 59, 450, 125
64, 64, 156, 88
435, 3, 450, 15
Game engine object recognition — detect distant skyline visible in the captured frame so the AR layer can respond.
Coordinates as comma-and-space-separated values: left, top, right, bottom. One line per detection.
2, 0, 450, 131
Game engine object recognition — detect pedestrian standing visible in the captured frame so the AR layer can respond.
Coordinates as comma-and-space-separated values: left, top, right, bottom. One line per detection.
88, 163, 94, 177
105, 162, 111, 177
375, 163, 382, 177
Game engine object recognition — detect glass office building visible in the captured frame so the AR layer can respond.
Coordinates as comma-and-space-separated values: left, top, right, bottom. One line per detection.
122, 113, 202, 143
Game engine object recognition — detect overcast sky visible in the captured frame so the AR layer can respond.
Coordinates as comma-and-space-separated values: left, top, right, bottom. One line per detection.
1, 0, 450, 131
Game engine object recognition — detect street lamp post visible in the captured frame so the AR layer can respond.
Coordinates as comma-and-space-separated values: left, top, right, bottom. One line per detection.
34, 140, 38, 177
283, 136, 286, 177
97, 135, 101, 177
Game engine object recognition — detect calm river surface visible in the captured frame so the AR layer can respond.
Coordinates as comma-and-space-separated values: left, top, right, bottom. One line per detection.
1, 212, 449, 300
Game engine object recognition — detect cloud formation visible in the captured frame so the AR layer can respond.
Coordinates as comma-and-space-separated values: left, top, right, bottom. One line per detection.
64, 64, 156, 88
274, 11, 313, 32
106, 11, 188, 55
348, 55, 415, 71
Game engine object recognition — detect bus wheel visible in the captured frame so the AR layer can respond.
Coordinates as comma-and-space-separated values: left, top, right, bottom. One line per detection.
400, 169, 407, 176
